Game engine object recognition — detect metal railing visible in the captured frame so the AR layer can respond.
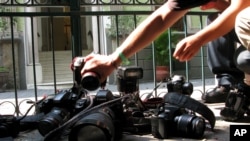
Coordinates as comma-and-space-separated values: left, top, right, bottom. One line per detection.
0, 1, 214, 116
0, 0, 166, 6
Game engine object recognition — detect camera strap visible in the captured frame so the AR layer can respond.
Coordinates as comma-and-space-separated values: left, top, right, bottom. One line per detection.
164, 92, 216, 130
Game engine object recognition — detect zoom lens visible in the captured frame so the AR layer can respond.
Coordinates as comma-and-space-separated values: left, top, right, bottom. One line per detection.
69, 108, 115, 141
38, 107, 70, 136
174, 114, 205, 138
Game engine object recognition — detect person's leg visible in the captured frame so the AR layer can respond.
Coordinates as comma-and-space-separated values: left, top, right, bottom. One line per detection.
220, 46, 250, 121
220, 7, 250, 121
235, 7, 250, 92
235, 7, 250, 51
203, 13, 244, 103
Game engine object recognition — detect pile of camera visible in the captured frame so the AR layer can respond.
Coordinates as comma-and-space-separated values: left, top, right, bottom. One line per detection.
1, 57, 216, 141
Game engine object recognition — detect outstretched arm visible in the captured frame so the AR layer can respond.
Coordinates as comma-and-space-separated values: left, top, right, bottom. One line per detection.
173, 0, 249, 62
82, 3, 188, 82
109, 4, 188, 65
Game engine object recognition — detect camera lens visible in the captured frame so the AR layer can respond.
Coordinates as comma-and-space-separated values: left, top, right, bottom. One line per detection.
38, 107, 70, 136
81, 72, 100, 91
0, 115, 19, 137
71, 125, 108, 141
182, 82, 193, 95
174, 114, 205, 138
69, 108, 115, 141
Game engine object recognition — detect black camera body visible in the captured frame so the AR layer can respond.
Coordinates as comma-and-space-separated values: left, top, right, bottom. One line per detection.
37, 89, 88, 136
220, 90, 250, 121
0, 115, 19, 138
38, 56, 106, 136
0, 113, 45, 138
166, 75, 193, 95
68, 89, 125, 141
150, 75, 207, 139
72, 57, 102, 91
151, 101, 205, 139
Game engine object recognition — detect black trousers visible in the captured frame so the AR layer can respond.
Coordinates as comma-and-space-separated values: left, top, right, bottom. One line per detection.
206, 13, 244, 83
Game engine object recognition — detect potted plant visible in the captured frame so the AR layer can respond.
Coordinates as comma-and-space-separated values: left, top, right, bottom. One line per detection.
154, 30, 178, 81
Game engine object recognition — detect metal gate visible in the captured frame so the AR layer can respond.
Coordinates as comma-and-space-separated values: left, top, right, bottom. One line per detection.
0, 0, 213, 116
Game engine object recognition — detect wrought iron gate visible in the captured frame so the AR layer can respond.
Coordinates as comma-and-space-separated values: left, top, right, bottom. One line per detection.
0, 0, 214, 116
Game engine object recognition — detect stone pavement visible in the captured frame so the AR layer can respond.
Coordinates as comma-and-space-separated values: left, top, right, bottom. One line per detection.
1, 78, 250, 141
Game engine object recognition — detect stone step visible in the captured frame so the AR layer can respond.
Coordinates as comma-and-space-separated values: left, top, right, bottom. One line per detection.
39, 51, 77, 83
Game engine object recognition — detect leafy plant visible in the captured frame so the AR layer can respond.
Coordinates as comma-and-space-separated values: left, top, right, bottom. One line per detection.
0, 66, 9, 72
154, 30, 178, 66
106, 15, 142, 39
0, 7, 18, 33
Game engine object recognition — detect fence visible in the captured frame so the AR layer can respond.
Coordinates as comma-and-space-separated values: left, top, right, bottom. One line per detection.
0, 0, 215, 116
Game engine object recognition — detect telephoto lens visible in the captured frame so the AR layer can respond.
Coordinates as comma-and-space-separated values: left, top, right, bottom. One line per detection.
38, 107, 70, 136
68, 107, 116, 141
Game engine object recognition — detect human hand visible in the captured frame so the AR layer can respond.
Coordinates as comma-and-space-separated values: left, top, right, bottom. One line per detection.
173, 35, 203, 62
81, 53, 116, 83
200, 1, 217, 10
200, 0, 230, 11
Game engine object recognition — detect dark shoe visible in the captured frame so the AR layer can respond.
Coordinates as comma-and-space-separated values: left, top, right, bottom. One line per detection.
202, 85, 230, 103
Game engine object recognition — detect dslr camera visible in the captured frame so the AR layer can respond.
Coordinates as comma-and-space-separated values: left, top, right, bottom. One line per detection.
38, 57, 102, 136
68, 89, 124, 141
0, 115, 19, 138
150, 98, 206, 139
150, 75, 207, 139
0, 111, 45, 138
37, 88, 88, 136
220, 85, 250, 121
166, 75, 193, 95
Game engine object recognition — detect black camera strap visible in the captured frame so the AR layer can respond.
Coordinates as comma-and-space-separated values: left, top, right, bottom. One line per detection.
164, 92, 216, 130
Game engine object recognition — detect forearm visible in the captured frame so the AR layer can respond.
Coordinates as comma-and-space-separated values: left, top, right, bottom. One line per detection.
196, 0, 247, 46
214, 0, 230, 11
110, 3, 188, 65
